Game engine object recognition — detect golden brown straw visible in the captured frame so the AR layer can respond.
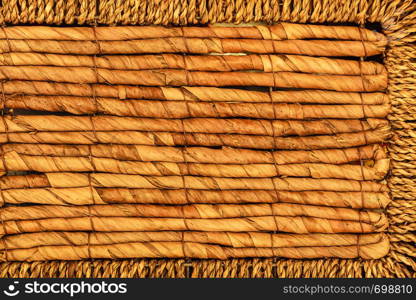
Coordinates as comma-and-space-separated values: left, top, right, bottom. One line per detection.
0, 215, 387, 235
0, 115, 388, 135
0, 20, 394, 269
0, 232, 390, 261
0, 23, 387, 42
0, 232, 386, 250
0, 203, 386, 223
0, 39, 384, 56
0, 173, 388, 191
0, 188, 390, 209
0, 151, 389, 180
1, 236, 390, 261
1, 143, 387, 164
2, 95, 390, 119
0, 53, 386, 74
2, 81, 389, 105
0, 128, 390, 150
0, 67, 387, 91
0, 0, 412, 278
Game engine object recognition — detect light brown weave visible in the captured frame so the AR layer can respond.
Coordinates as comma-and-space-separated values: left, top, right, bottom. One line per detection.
0, 0, 414, 278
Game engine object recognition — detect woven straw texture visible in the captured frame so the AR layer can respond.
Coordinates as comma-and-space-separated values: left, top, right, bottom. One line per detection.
0, 0, 415, 278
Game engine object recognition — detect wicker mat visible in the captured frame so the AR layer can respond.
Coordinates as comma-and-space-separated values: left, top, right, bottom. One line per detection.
0, 0, 415, 278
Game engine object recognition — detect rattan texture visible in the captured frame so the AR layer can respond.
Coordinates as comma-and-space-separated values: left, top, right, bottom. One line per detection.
0, 0, 414, 278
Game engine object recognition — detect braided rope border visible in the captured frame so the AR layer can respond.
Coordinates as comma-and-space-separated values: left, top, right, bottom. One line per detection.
0, 0, 413, 27
0, 0, 415, 278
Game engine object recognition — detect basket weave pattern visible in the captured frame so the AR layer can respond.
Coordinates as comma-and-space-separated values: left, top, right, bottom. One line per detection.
0, 0, 414, 278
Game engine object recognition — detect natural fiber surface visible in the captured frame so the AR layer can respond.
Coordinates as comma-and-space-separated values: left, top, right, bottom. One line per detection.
0, 23, 391, 263
0, 0, 415, 278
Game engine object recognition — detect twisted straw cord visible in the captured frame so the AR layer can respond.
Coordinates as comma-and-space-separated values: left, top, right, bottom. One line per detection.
0, 0, 412, 26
